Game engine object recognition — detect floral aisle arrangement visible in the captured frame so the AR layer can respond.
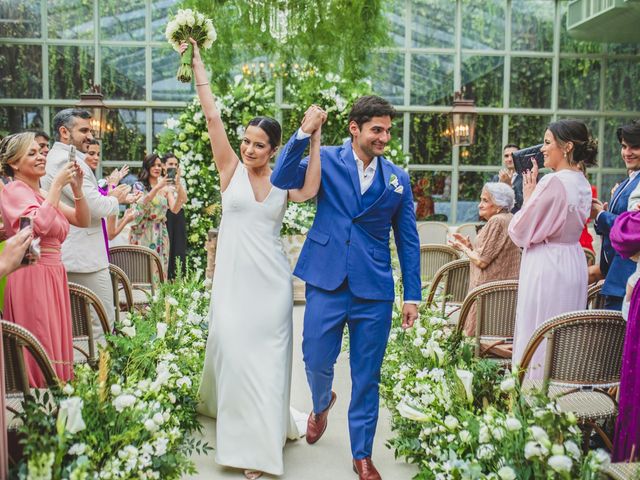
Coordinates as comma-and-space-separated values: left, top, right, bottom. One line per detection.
13, 275, 212, 479
156, 69, 410, 271
281, 201, 316, 236
381, 289, 611, 479
165, 9, 217, 83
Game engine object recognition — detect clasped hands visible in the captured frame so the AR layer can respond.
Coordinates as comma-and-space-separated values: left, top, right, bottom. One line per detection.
300, 105, 327, 138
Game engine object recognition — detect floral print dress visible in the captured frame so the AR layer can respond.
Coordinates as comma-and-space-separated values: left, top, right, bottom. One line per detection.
129, 191, 170, 276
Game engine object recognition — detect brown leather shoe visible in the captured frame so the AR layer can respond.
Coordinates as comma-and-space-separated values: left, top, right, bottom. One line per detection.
352, 457, 382, 480
306, 391, 337, 444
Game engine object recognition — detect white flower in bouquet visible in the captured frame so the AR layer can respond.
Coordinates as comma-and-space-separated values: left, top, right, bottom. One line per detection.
113, 394, 137, 412
62, 383, 75, 395
57, 397, 86, 435
548, 454, 573, 473
459, 430, 471, 443
444, 415, 459, 430
499, 376, 516, 392
524, 441, 546, 459
68, 443, 87, 456
564, 440, 581, 460
505, 416, 522, 431
530, 425, 550, 445
165, 9, 217, 83
397, 400, 430, 422
121, 325, 137, 338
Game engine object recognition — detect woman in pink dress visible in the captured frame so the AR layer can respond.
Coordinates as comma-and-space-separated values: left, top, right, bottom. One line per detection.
0, 132, 89, 387
508, 120, 597, 378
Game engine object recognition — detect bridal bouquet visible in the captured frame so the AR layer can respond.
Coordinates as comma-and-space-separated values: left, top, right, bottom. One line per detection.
165, 8, 217, 83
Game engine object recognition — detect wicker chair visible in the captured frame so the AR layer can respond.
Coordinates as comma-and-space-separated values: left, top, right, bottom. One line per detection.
455, 222, 483, 244
420, 244, 460, 287
517, 310, 626, 452
109, 263, 134, 324
2, 320, 59, 431
109, 245, 165, 308
426, 258, 470, 317
68, 282, 111, 366
417, 221, 450, 245
587, 280, 606, 309
584, 248, 596, 267
456, 280, 519, 361
603, 463, 640, 479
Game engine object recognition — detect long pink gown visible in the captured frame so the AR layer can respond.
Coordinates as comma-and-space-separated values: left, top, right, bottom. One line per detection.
509, 170, 591, 378
0, 323, 6, 480
0, 180, 73, 387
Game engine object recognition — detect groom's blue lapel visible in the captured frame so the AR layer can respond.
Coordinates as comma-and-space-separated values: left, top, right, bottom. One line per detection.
340, 140, 362, 210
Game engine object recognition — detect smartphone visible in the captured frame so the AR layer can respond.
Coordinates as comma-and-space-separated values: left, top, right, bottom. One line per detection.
512, 144, 544, 175
68, 145, 77, 163
19, 216, 33, 265
166, 167, 177, 184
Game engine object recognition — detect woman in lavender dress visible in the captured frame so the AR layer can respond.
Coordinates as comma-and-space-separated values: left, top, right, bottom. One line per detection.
610, 210, 640, 462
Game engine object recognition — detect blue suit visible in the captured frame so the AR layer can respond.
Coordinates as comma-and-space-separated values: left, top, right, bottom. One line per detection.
595, 173, 640, 308
271, 134, 421, 459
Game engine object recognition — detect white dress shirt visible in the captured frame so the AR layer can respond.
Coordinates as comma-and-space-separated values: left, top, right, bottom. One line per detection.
353, 150, 378, 194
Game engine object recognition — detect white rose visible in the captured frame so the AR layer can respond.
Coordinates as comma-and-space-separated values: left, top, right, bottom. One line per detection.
564, 440, 581, 459
500, 376, 516, 392
68, 443, 87, 455
57, 397, 86, 434
121, 325, 136, 337
444, 415, 459, 430
110, 384, 122, 396
166, 296, 179, 306
113, 394, 137, 412
413, 337, 423, 347
524, 441, 543, 459
479, 425, 491, 443
530, 425, 550, 444
153, 412, 165, 425
505, 416, 522, 431
144, 419, 158, 432
62, 383, 75, 395
497, 466, 516, 480
492, 427, 505, 440
548, 455, 573, 473
459, 430, 471, 443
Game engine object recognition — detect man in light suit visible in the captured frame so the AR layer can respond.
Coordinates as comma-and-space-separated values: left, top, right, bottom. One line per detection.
592, 120, 640, 310
271, 96, 421, 480
42, 109, 134, 342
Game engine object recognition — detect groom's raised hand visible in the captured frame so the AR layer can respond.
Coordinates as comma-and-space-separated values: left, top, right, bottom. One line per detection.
401, 303, 419, 330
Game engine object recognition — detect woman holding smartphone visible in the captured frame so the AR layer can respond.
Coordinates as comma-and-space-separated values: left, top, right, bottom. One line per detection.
161, 153, 188, 279
0, 132, 90, 386
129, 153, 181, 276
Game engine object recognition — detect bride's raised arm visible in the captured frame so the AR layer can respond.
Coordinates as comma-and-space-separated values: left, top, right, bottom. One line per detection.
180, 38, 238, 187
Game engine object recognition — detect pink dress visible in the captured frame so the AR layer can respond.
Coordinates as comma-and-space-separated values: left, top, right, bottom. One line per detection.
509, 170, 591, 378
0, 181, 73, 387
0, 323, 6, 480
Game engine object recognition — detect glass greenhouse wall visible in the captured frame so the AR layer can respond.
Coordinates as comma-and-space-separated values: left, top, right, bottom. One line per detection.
1, 0, 637, 223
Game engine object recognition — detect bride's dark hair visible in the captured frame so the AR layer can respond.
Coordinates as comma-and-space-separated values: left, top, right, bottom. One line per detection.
247, 116, 281, 149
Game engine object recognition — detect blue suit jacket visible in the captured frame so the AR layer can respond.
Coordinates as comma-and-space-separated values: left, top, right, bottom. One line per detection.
595, 173, 640, 298
271, 135, 422, 302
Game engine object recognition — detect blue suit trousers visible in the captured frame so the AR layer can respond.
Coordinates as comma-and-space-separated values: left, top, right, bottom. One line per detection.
303, 281, 392, 459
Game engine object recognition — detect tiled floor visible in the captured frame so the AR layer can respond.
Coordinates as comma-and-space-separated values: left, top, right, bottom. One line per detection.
185, 305, 417, 480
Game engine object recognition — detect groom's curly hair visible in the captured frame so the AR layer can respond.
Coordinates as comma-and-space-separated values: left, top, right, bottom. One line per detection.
347, 95, 396, 137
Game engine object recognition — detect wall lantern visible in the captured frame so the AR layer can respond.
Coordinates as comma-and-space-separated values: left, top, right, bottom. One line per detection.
76, 84, 109, 140
447, 89, 477, 147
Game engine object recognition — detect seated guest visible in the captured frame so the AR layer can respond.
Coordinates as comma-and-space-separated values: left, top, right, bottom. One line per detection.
449, 182, 521, 336
610, 211, 640, 462
0, 132, 89, 386
592, 120, 640, 309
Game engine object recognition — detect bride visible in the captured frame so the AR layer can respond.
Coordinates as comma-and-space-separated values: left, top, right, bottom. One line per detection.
180, 39, 325, 479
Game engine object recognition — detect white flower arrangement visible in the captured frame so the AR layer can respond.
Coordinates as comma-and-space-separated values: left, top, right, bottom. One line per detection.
165, 9, 217, 83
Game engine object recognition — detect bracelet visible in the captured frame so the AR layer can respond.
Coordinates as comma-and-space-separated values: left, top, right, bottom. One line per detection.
195, 82, 209, 86
73, 193, 85, 201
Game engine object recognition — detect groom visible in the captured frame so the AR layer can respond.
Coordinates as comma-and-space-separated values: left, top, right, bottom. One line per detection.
271, 96, 421, 480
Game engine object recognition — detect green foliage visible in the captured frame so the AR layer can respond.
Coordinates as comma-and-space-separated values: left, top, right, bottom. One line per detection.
13, 274, 212, 479
178, 0, 391, 88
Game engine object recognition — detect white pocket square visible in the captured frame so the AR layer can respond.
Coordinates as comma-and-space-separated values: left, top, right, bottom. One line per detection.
394, 185, 404, 194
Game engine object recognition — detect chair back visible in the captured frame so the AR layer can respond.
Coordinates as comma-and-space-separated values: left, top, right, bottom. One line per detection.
518, 310, 626, 388
68, 282, 110, 365
455, 223, 483, 244
587, 280, 606, 309
109, 263, 134, 323
426, 258, 470, 315
457, 280, 519, 357
1, 320, 58, 398
109, 245, 165, 294
420, 244, 460, 285
584, 248, 596, 267
417, 221, 450, 245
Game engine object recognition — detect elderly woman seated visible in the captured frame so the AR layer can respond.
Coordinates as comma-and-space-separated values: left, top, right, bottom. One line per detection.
449, 182, 521, 336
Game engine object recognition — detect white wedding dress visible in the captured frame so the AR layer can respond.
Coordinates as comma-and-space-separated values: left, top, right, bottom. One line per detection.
198, 161, 303, 476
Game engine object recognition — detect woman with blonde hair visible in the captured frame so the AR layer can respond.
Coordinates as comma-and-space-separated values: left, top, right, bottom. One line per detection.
0, 132, 89, 386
